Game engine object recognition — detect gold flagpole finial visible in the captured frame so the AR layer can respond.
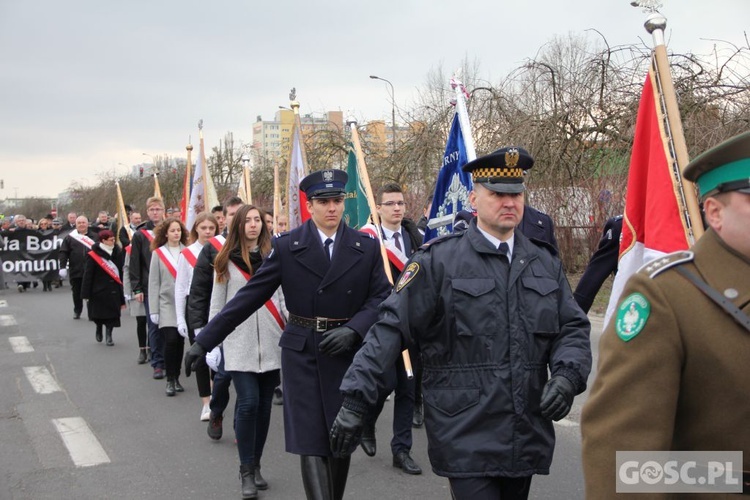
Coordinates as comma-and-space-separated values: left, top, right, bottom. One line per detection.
289, 88, 300, 115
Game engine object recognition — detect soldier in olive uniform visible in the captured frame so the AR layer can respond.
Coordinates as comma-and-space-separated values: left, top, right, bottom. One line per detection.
581, 131, 750, 497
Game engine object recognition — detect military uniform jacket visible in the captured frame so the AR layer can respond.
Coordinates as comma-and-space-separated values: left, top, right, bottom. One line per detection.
581, 228, 750, 499
341, 219, 591, 478
196, 219, 391, 455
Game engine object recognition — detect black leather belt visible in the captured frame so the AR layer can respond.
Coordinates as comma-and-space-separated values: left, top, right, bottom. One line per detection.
288, 313, 350, 333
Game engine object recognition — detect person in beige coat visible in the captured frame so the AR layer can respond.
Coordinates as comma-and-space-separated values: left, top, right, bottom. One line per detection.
148, 217, 187, 396
208, 205, 285, 499
581, 131, 750, 498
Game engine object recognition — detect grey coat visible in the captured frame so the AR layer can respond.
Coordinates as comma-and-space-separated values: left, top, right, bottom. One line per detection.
123, 252, 145, 317
148, 244, 184, 327
209, 264, 285, 373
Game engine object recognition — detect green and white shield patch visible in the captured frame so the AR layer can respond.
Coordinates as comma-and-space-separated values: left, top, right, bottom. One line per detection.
615, 292, 651, 341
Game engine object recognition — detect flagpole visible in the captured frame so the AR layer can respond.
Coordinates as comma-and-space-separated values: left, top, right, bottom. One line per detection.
153, 172, 162, 199
115, 181, 131, 239
349, 120, 413, 378
644, 10, 704, 241
182, 142, 193, 224
451, 73, 477, 162
273, 159, 281, 232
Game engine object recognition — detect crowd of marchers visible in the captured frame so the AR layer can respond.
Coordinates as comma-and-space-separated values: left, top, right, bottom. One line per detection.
4, 133, 749, 500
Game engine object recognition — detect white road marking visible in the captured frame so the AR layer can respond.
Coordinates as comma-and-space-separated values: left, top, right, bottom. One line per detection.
9, 336, 34, 353
554, 418, 579, 427
0, 314, 17, 326
23, 366, 61, 394
0, 300, 8, 307
52, 417, 110, 467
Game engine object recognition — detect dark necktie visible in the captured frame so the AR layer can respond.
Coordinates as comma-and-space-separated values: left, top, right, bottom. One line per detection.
393, 231, 402, 252
498, 242, 510, 263
324, 238, 333, 261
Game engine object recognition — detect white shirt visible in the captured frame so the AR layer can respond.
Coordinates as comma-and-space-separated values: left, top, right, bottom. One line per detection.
476, 226, 514, 263
174, 241, 204, 330
381, 225, 403, 245
316, 228, 336, 259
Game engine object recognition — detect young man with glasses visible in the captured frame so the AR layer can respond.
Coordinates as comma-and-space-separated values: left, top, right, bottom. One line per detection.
358, 183, 424, 475
129, 197, 166, 379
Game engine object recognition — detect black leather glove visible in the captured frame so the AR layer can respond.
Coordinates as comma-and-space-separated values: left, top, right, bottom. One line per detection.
318, 326, 359, 356
184, 342, 207, 378
330, 406, 365, 457
540, 376, 576, 421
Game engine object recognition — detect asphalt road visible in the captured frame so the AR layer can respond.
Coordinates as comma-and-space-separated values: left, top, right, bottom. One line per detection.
0, 285, 604, 500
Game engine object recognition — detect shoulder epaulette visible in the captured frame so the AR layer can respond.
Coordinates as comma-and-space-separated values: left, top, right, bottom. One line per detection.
637, 250, 694, 278
274, 231, 290, 239
528, 237, 558, 257
418, 232, 462, 251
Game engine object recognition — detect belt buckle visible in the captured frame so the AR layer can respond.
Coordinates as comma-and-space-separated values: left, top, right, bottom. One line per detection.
315, 317, 327, 333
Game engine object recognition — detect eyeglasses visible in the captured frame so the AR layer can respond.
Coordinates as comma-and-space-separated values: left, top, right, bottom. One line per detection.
379, 201, 406, 207
148, 207, 164, 212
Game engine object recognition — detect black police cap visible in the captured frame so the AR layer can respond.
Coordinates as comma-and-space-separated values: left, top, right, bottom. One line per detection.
462, 147, 534, 194
299, 169, 348, 199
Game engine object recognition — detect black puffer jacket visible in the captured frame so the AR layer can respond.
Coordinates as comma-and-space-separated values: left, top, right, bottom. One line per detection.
186, 238, 222, 329
128, 221, 156, 296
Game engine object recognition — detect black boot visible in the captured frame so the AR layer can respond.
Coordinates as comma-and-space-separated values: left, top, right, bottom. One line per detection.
165, 378, 176, 397
105, 327, 114, 346
95, 324, 103, 343
300, 456, 332, 500
328, 456, 351, 500
239, 464, 258, 499
360, 423, 376, 457
253, 463, 268, 490
173, 378, 184, 392
137, 348, 147, 364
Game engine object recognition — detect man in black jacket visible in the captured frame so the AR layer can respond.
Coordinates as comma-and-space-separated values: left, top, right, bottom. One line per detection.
358, 183, 424, 475
573, 215, 622, 313
331, 147, 591, 500
129, 197, 165, 379
59, 216, 99, 318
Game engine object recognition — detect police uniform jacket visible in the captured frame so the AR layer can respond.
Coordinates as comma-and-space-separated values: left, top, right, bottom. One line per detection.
341, 219, 591, 477
574, 216, 622, 313
59, 230, 99, 279
581, 228, 750, 499
128, 221, 157, 296
196, 219, 391, 455
519, 205, 558, 255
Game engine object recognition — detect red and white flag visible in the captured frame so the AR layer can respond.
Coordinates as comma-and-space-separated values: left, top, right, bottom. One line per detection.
186, 130, 218, 231
287, 115, 310, 230
604, 67, 691, 326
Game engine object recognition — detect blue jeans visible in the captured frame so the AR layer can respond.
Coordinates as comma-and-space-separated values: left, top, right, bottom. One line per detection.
228, 369, 280, 466
143, 300, 164, 369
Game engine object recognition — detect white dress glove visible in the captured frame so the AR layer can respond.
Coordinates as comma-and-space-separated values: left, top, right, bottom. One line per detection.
59, 269, 68, 279
206, 346, 222, 371
150, 314, 159, 325
177, 322, 188, 339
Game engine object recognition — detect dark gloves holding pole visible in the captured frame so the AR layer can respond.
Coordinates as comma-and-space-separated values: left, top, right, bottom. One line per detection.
330, 405, 365, 458
318, 326, 359, 356
184, 342, 207, 377
540, 376, 576, 421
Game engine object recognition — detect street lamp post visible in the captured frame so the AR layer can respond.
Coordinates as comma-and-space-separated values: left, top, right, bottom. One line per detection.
142, 152, 156, 174
369, 75, 396, 156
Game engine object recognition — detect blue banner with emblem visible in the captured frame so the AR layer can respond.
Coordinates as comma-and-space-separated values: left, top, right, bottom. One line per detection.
424, 113, 474, 243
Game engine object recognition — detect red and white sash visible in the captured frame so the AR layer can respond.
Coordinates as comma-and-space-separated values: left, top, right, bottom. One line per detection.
154, 245, 179, 279
230, 261, 285, 330
69, 231, 96, 250
140, 228, 155, 242
88, 250, 122, 285
208, 234, 226, 252
361, 224, 408, 273
181, 243, 202, 268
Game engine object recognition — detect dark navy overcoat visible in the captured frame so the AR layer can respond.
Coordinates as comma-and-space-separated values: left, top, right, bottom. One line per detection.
196, 219, 391, 455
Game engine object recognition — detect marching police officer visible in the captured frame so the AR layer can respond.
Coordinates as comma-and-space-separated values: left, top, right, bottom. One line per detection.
185, 169, 391, 500
581, 131, 750, 497
330, 147, 592, 500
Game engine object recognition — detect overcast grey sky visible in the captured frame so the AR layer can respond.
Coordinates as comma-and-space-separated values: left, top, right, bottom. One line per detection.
0, 0, 747, 199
